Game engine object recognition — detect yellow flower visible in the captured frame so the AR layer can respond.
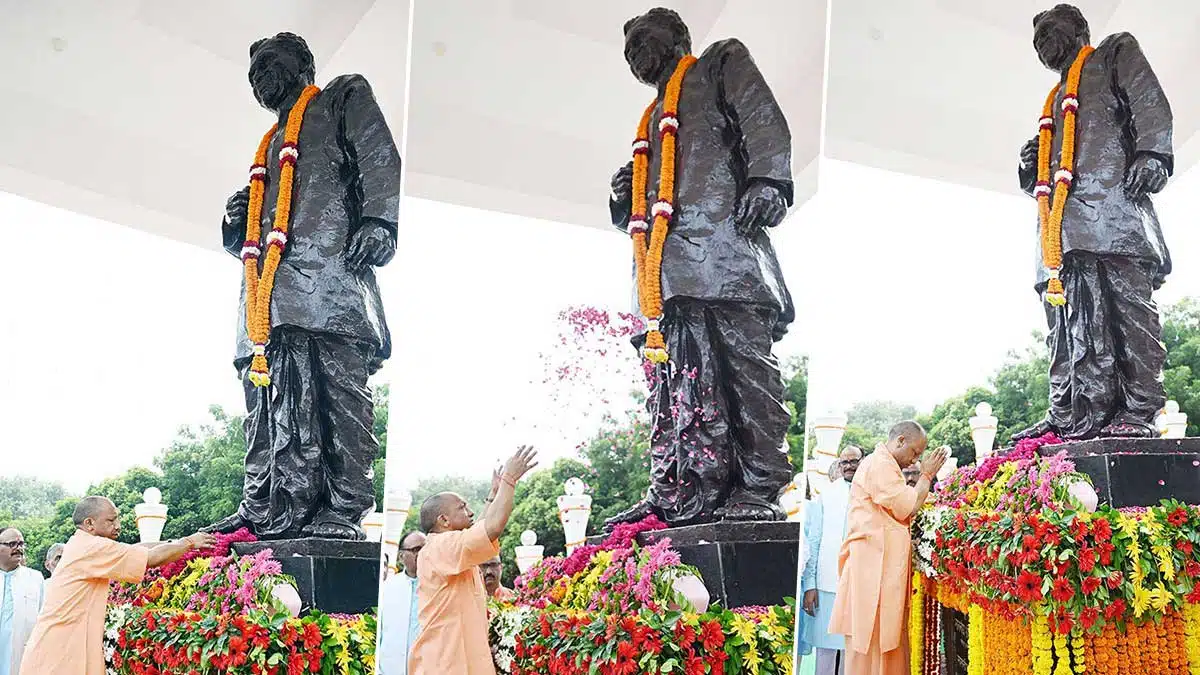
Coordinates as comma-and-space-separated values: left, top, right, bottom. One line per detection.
743, 645, 763, 674
1152, 543, 1176, 581
1149, 583, 1175, 612
773, 649, 793, 674
1132, 585, 1152, 618
732, 615, 758, 644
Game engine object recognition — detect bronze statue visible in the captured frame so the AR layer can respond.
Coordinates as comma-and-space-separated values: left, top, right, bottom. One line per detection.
1014, 5, 1172, 441
208, 32, 401, 540
605, 8, 794, 528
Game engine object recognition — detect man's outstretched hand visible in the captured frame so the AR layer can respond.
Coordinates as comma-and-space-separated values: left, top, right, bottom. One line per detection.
1125, 154, 1169, 197
225, 187, 250, 230
501, 445, 539, 485
345, 221, 397, 271
186, 532, 218, 551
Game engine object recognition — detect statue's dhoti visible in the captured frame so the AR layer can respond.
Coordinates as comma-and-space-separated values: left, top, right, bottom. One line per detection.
1045, 252, 1167, 439
236, 327, 378, 539
643, 299, 793, 525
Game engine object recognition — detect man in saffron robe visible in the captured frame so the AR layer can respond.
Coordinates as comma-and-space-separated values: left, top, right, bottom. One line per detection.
799, 446, 863, 675
209, 32, 401, 540
1013, 4, 1173, 441
829, 422, 947, 675
20, 497, 215, 675
605, 7, 795, 528
408, 447, 538, 675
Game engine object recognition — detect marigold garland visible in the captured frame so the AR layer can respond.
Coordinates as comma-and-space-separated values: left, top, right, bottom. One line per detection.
241, 84, 320, 387
1186, 603, 1200, 674
1033, 615, 1054, 675
628, 55, 697, 364
1035, 45, 1093, 307
967, 604, 984, 675
911, 572, 924, 675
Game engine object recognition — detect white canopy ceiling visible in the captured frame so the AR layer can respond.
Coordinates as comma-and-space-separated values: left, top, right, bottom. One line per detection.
825, 0, 1200, 194
403, 0, 828, 230
0, 0, 409, 251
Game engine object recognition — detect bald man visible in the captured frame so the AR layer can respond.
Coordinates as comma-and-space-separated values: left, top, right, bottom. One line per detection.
408, 446, 538, 675
43, 545, 64, 577
799, 446, 862, 675
829, 423, 948, 675
19, 497, 216, 675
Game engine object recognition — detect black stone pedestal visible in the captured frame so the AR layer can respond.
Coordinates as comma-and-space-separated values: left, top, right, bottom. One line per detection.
232, 538, 380, 615
589, 522, 800, 609
1038, 437, 1200, 507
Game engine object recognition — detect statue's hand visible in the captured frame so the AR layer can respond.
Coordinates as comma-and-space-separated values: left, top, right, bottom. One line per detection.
734, 181, 787, 235
345, 221, 396, 271
1019, 137, 1039, 171
610, 161, 634, 205
1124, 154, 1169, 197
225, 187, 251, 231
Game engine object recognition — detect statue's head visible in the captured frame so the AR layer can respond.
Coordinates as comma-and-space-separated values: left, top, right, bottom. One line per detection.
248, 32, 316, 112
623, 8, 691, 87
1032, 4, 1090, 72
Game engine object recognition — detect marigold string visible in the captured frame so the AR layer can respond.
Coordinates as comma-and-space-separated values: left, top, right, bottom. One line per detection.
241, 85, 320, 387
1036, 45, 1093, 307
628, 55, 697, 364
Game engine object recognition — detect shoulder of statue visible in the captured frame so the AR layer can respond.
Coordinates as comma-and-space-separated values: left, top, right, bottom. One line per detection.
1096, 32, 1137, 58
703, 37, 750, 65
323, 73, 375, 99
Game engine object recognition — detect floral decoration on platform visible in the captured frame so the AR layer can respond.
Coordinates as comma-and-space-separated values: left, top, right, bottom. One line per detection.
104, 528, 375, 675
911, 431, 1200, 674
490, 515, 795, 675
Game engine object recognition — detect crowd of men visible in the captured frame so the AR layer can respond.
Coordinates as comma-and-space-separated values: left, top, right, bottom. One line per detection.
1, 497, 216, 675
798, 421, 948, 675
379, 446, 537, 675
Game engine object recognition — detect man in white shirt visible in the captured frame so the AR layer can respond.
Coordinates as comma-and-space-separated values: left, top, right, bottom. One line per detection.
798, 446, 862, 675
378, 530, 424, 675
0, 528, 44, 675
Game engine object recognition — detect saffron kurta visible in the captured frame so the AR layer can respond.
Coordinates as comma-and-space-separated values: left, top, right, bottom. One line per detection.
408, 521, 500, 675
19, 531, 148, 675
828, 447, 918, 674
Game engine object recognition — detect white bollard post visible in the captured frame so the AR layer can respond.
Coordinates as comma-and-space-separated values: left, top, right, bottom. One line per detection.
383, 487, 414, 573
1163, 400, 1188, 439
514, 530, 544, 574
557, 478, 592, 555
809, 411, 847, 497
134, 488, 168, 543
969, 402, 998, 462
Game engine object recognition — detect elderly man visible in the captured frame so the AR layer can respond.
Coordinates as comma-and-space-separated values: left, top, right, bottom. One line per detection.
43, 545, 63, 577
19, 497, 216, 675
0, 528, 43, 675
479, 556, 515, 602
799, 446, 862, 675
379, 530, 425, 675
409, 447, 538, 675
829, 423, 948, 674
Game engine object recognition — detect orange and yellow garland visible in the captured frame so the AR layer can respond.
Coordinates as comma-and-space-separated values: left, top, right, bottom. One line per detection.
240, 85, 320, 387
628, 55, 697, 364
1035, 45, 1093, 307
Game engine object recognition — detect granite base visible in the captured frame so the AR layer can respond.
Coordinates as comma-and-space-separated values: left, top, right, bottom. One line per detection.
589, 521, 800, 609
231, 538, 380, 615
1038, 437, 1200, 507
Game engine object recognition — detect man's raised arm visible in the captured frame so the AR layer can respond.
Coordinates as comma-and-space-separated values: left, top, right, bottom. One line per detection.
485, 446, 539, 541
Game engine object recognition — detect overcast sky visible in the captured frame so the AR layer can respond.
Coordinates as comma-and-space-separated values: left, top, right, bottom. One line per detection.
2, 159, 1196, 494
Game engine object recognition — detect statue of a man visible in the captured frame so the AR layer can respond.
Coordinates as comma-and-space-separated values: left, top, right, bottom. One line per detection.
605, 8, 795, 528
1014, 5, 1172, 441
208, 33, 401, 540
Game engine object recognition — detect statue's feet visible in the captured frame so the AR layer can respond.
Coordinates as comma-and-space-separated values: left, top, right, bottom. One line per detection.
602, 500, 663, 532
202, 513, 253, 535
716, 502, 784, 522
1100, 417, 1156, 438
1011, 418, 1058, 442
300, 521, 366, 541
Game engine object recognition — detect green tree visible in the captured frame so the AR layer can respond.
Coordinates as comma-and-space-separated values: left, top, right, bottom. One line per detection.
921, 386, 995, 465
846, 401, 918, 441
401, 475, 492, 536
372, 384, 389, 509
783, 356, 809, 469
155, 406, 246, 540
989, 336, 1051, 444
1162, 300, 1200, 437
0, 477, 67, 523
576, 410, 651, 527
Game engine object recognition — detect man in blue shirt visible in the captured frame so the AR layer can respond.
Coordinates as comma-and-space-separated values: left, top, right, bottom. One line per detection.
0, 528, 44, 675
379, 530, 424, 675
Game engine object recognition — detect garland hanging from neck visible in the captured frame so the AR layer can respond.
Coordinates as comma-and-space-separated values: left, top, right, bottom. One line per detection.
1035, 45, 1093, 307
628, 55, 697, 364
241, 84, 320, 387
